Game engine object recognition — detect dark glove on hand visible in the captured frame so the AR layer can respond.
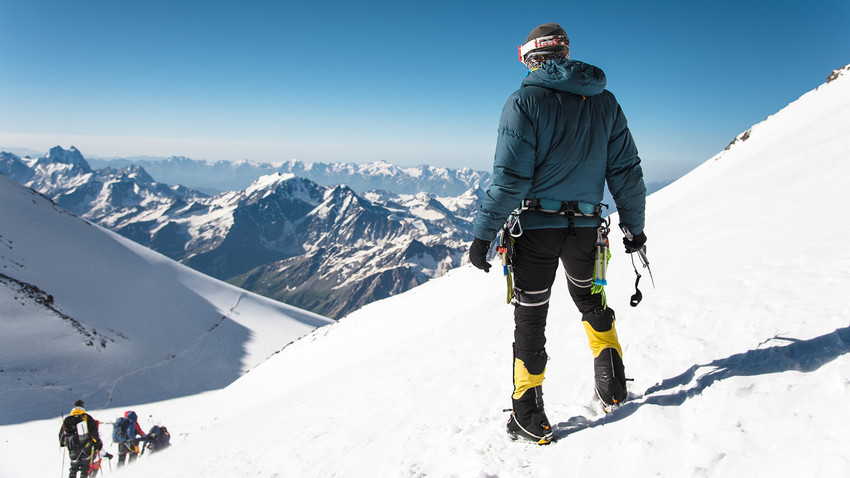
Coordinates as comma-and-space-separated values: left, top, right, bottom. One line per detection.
468, 237, 491, 272
623, 231, 647, 253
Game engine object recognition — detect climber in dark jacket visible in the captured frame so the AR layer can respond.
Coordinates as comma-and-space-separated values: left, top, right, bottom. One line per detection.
469, 22, 647, 445
59, 399, 102, 478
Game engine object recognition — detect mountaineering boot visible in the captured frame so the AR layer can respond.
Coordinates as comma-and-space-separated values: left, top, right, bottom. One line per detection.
594, 347, 627, 409
507, 344, 553, 444
582, 309, 628, 410
506, 385, 553, 444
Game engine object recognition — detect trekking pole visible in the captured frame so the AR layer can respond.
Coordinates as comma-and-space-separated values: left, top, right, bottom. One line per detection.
103, 452, 113, 474
60, 414, 66, 478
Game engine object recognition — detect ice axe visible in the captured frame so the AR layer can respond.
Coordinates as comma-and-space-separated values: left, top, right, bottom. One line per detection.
621, 227, 655, 306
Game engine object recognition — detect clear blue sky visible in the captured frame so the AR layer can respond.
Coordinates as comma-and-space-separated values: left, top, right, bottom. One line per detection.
1, 0, 848, 182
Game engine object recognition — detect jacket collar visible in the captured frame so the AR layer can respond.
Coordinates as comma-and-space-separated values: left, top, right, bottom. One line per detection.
522, 59, 607, 97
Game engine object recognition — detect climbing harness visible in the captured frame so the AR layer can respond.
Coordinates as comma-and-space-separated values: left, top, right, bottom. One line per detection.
498, 200, 609, 305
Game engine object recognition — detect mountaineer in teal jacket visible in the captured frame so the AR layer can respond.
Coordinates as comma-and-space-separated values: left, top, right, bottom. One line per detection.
468, 22, 648, 445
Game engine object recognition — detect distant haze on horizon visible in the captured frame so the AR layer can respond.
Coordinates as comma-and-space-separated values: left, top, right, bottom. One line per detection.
1, 1, 848, 183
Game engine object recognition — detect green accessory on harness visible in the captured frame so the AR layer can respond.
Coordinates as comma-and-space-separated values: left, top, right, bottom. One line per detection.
498, 227, 516, 304
591, 215, 612, 308
591, 246, 612, 308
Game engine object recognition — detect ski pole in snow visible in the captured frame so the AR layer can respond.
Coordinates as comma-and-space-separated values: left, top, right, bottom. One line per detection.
60, 414, 65, 478
103, 452, 113, 473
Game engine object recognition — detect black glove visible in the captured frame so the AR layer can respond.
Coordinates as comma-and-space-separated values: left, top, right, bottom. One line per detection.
468, 237, 491, 272
623, 231, 647, 254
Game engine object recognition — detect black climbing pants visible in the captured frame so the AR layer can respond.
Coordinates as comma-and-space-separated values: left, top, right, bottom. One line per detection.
511, 227, 615, 373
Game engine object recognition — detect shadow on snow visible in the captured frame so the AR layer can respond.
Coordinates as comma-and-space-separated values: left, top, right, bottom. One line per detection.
554, 325, 850, 440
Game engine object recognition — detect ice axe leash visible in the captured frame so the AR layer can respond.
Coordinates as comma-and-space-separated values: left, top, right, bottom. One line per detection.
621, 226, 655, 307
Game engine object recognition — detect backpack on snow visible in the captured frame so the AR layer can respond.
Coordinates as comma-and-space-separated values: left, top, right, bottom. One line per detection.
146, 425, 171, 453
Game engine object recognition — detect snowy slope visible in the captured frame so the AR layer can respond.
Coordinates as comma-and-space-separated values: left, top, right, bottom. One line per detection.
2, 65, 850, 477
0, 175, 332, 425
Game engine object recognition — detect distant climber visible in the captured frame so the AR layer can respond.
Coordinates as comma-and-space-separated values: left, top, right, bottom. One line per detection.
112, 410, 146, 467
59, 399, 103, 478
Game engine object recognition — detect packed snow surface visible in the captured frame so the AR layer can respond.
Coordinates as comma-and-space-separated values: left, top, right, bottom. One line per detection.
1, 66, 849, 476
0, 174, 331, 426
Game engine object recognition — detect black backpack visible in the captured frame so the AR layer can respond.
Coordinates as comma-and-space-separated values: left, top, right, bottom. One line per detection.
61, 414, 91, 450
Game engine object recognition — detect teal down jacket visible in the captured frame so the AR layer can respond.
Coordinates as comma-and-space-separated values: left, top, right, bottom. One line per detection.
473, 59, 646, 242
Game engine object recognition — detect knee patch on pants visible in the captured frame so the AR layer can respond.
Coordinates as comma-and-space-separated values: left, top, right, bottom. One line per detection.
582, 309, 623, 359
513, 345, 547, 400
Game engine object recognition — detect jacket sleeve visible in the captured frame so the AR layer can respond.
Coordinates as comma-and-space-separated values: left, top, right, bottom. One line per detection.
135, 422, 146, 436
473, 95, 537, 241
89, 416, 102, 448
605, 102, 646, 235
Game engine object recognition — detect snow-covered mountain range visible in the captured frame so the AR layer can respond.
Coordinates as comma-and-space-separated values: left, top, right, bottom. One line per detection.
1, 150, 482, 318
1, 64, 849, 477
86, 155, 491, 196
1, 141, 674, 320
0, 173, 332, 425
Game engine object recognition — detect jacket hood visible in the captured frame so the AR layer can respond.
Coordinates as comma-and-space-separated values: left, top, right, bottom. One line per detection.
70, 407, 86, 416
522, 59, 607, 96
